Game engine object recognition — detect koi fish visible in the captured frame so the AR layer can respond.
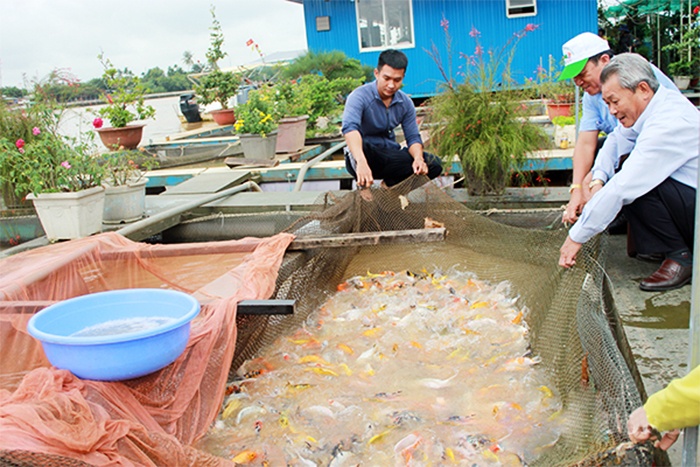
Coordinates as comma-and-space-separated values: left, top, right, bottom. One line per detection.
285, 382, 313, 394
394, 432, 422, 461
368, 427, 394, 445
336, 343, 354, 355
470, 301, 489, 309
297, 355, 331, 365
362, 327, 381, 337
538, 385, 554, 399
304, 367, 338, 377
231, 450, 257, 464
444, 447, 456, 462
235, 405, 266, 425
221, 398, 242, 420
511, 310, 524, 324
418, 372, 458, 389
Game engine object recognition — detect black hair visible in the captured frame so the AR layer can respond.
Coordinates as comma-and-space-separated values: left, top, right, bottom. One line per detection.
377, 49, 408, 71
588, 49, 615, 65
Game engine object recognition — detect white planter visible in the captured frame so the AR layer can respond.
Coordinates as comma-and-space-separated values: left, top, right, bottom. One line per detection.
103, 178, 148, 224
27, 186, 105, 241
673, 75, 691, 90
239, 131, 278, 160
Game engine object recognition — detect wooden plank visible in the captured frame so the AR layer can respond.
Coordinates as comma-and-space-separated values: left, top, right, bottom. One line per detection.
162, 170, 251, 195
237, 299, 295, 315
225, 157, 280, 168
288, 227, 446, 250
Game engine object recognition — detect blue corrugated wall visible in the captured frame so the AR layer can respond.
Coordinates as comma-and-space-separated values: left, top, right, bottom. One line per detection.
300, 0, 597, 97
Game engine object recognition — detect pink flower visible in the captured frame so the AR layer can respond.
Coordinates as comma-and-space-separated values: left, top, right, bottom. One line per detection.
469, 26, 481, 38
61, 161, 72, 169
525, 23, 538, 32
475, 45, 484, 56
15, 139, 24, 149
93, 117, 104, 129
440, 17, 449, 32
32, 127, 41, 136
107, 94, 113, 104
18, 148, 24, 154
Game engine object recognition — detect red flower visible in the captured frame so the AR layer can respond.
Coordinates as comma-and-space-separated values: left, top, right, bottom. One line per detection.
246, 38, 254, 46
92, 117, 104, 129
107, 94, 114, 104
525, 23, 538, 32
694, 5, 699, 14
15, 139, 24, 149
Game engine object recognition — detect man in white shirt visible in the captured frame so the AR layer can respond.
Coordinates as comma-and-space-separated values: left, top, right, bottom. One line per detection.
559, 53, 699, 292
559, 32, 677, 237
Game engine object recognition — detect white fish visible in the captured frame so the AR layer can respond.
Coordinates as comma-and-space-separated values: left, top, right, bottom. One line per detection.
302, 405, 335, 419
418, 371, 459, 389
235, 405, 266, 425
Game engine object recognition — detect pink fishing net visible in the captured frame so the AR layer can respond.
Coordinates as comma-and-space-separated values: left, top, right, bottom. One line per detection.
0, 231, 293, 466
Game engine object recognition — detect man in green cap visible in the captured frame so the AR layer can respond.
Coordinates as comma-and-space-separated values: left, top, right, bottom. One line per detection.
560, 33, 677, 261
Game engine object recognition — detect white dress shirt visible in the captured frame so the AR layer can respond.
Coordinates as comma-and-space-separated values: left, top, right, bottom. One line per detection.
570, 85, 700, 244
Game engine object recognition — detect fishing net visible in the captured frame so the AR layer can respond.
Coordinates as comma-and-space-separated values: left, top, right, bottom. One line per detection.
0, 175, 664, 466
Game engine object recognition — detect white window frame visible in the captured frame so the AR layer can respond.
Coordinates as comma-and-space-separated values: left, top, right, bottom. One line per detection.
355, 0, 415, 52
506, 0, 537, 18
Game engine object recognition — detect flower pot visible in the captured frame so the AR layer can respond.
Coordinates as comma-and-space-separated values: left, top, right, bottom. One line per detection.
673, 76, 691, 91
210, 109, 236, 126
239, 131, 278, 160
27, 185, 105, 241
546, 102, 574, 120
276, 115, 308, 154
103, 178, 148, 224
96, 124, 146, 150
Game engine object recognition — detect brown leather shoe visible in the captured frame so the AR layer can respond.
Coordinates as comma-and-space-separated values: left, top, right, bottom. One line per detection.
639, 259, 692, 292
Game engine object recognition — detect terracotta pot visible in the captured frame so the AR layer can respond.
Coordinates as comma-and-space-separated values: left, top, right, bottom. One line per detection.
276, 115, 308, 153
210, 109, 236, 126
96, 124, 146, 150
546, 102, 574, 120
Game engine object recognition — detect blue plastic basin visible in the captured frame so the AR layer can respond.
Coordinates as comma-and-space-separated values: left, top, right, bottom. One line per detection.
27, 289, 200, 381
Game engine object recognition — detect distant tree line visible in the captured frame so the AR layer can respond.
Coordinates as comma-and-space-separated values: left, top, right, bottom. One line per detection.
1, 63, 195, 102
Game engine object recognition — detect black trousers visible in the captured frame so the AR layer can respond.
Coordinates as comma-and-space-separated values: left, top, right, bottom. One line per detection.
622, 177, 696, 255
345, 142, 443, 187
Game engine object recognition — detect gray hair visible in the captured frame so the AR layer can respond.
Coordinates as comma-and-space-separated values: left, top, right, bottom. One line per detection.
600, 53, 659, 92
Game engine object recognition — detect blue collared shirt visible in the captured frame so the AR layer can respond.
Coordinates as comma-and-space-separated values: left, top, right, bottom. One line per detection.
579, 63, 678, 135
341, 81, 422, 150
570, 85, 700, 244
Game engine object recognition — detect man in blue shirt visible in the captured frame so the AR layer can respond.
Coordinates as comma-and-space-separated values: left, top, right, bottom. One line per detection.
341, 49, 442, 188
559, 54, 699, 292
559, 32, 677, 237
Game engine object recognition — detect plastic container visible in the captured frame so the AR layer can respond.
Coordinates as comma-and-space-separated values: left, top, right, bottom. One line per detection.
27, 289, 200, 381
179, 92, 202, 123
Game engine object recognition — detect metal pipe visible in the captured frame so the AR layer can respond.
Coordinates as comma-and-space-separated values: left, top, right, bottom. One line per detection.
682, 127, 700, 465
116, 180, 262, 239
293, 141, 347, 192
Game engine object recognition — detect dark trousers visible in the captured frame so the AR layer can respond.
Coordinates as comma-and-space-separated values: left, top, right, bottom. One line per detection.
345, 142, 443, 187
622, 177, 696, 255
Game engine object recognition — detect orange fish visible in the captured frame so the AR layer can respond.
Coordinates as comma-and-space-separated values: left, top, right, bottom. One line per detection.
231, 450, 257, 464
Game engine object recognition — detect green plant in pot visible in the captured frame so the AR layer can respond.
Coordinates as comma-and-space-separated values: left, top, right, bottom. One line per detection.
94, 54, 155, 150
233, 89, 279, 159
99, 149, 158, 224
193, 6, 240, 125
427, 21, 548, 195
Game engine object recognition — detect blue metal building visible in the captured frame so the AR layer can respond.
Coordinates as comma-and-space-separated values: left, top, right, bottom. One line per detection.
287, 0, 598, 97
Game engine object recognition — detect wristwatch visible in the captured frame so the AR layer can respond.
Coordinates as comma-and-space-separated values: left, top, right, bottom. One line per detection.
589, 179, 605, 189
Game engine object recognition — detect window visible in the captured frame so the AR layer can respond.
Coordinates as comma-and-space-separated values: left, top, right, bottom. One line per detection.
356, 0, 414, 51
506, 0, 537, 18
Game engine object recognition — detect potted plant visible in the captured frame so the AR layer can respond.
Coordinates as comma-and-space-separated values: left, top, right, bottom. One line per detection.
233, 89, 279, 159
1, 122, 106, 241
100, 149, 158, 224
0, 98, 43, 208
426, 21, 548, 195
193, 6, 240, 125
94, 54, 156, 150
668, 59, 696, 90
535, 56, 576, 119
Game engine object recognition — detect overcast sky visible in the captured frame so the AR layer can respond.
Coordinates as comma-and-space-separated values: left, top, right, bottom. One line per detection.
0, 0, 307, 89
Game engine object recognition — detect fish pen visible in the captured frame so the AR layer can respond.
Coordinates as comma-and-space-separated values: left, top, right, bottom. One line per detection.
0, 176, 667, 466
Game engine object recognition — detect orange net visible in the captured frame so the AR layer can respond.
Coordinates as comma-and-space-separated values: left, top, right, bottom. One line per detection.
0, 231, 293, 466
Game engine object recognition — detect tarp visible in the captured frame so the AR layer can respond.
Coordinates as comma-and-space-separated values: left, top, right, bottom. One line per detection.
0, 231, 294, 465
606, 0, 686, 17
